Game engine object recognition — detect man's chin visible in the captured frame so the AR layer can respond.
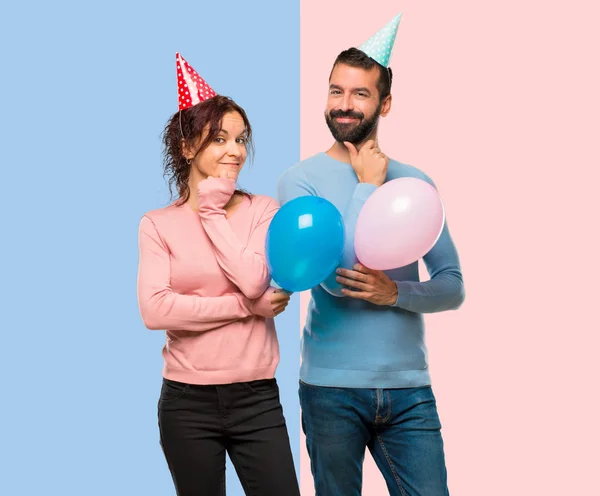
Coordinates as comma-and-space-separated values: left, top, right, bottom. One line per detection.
334, 136, 360, 145
332, 131, 362, 144
329, 126, 358, 143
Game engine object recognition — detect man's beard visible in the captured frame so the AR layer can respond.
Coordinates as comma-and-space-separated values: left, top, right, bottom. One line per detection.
324, 104, 381, 144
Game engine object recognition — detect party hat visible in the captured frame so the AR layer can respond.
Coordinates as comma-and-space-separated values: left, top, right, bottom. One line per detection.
176, 52, 217, 110
357, 13, 402, 67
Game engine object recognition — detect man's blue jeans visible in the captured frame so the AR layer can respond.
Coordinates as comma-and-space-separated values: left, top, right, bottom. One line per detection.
299, 381, 449, 496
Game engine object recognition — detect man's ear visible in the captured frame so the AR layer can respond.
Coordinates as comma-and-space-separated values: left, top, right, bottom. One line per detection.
380, 94, 392, 117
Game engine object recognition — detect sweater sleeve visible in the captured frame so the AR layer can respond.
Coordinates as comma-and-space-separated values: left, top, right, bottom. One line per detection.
137, 215, 254, 331
277, 167, 375, 297
197, 178, 277, 299
391, 219, 465, 313
250, 286, 277, 318
391, 176, 465, 313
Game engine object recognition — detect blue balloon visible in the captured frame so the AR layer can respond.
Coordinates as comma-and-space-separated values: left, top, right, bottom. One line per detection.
266, 196, 344, 292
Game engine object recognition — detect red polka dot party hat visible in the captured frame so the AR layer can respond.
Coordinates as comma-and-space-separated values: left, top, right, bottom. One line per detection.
176, 52, 217, 110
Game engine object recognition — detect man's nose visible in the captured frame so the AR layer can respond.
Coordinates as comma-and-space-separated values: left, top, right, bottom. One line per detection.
339, 94, 353, 112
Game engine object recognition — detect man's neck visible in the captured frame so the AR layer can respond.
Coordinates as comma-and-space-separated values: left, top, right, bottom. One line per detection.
325, 141, 352, 163
325, 130, 380, 164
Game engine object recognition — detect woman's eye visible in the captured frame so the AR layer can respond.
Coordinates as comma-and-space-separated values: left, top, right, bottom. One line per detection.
236, 138, 247, 144
215, 137, 225, 143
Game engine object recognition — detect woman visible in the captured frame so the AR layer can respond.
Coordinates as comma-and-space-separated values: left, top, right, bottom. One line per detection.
137, 54, 299, 496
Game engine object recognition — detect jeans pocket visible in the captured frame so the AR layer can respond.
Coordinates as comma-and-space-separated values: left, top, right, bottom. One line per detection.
159, 379, 189, 405
243, 378, 277, 394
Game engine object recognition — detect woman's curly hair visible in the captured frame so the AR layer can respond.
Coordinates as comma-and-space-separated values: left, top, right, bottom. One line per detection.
162, 95, 254, 203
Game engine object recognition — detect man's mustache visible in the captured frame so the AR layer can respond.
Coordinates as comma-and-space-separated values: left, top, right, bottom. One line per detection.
329, 109, 364, 120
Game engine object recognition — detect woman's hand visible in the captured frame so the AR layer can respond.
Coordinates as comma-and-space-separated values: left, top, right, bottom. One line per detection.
270, 289, 291, 316
250, 288, 292, 318
197, 176, 236, 210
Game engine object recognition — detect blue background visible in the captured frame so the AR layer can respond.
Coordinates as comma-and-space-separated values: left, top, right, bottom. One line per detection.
0, 1, 300, 494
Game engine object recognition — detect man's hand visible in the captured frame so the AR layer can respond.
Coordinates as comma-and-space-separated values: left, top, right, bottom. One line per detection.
344, 139, 388, 187
336, 263, 398, 306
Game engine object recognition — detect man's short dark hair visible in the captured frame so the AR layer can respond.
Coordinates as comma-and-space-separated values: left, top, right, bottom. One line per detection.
330, 47, 393, 101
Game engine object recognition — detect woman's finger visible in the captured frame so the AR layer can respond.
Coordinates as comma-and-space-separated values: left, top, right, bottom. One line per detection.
270, 292, 291, 304
273, 302, 288, 315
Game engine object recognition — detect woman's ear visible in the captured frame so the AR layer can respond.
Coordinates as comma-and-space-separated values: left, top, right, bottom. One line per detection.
181, 139, 192, 160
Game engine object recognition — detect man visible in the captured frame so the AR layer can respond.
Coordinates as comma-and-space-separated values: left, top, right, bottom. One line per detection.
277, 14, 465, 496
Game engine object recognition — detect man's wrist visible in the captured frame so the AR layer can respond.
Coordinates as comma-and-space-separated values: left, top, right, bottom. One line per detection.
360, 178, 384, 187
387, 285, 399, 306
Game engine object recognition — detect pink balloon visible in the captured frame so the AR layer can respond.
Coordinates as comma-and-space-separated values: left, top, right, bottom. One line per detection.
355, 178, 445, 270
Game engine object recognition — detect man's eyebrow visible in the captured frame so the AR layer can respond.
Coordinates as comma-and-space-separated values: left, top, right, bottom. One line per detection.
329, 84, 371, 94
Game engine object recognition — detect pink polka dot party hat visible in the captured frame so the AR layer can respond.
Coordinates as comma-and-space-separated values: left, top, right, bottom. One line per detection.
176, 52, 217, 110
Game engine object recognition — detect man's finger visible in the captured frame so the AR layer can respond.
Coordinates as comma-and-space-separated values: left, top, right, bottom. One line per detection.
336, 268, 369, 282
341, 288, 371, 300
343, 141, 358, 159
354, 264, 388, 281
362, 139, 376, 150
336, 276, 370, 291
353, 263, 376, 274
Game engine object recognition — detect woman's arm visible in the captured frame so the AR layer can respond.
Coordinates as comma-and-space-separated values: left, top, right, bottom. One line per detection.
197, 178, 277, 299
137, 215, 254, 331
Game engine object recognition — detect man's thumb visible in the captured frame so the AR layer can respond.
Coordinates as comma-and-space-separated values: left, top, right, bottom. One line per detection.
343, 141, 358, 159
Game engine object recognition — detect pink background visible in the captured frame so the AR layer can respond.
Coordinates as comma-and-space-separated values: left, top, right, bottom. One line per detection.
299, 1, 600, 494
